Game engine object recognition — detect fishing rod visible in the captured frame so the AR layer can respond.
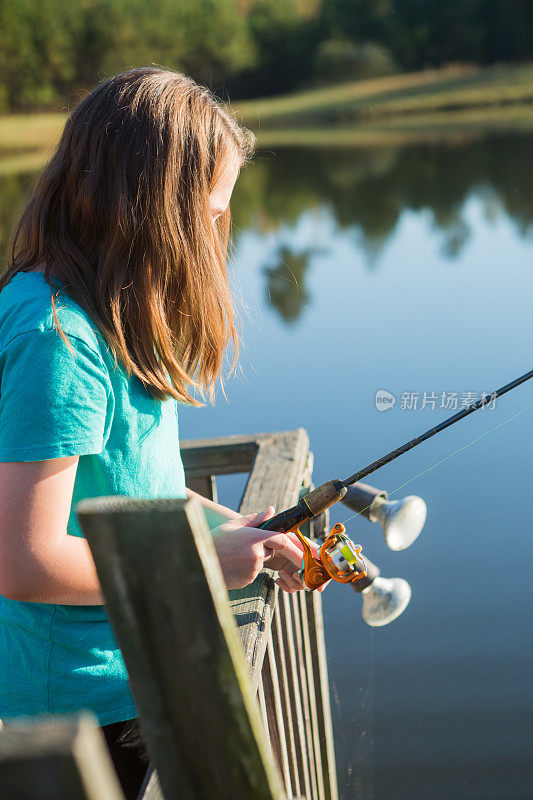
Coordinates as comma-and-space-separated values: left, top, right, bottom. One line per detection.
260, 368, 533, 604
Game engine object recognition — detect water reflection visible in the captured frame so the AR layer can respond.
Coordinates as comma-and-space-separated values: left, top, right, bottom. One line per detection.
3, 133, 532, 298
263, 245, 314, 323
228, 133, 533, 323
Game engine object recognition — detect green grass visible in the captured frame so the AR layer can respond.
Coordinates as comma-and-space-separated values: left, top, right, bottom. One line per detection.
0, 112, 64, 153
0, 113, 65, 175
254, 103, 533, 148
1, 63, 533, 174
234, 63, 533, 129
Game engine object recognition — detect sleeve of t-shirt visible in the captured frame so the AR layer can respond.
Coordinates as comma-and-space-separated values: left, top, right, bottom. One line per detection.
0, 327, 113, 461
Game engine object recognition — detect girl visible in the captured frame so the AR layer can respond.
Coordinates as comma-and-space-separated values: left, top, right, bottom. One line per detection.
0, 68, 311, 799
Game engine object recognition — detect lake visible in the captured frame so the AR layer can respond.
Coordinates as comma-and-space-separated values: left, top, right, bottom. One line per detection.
2, 131, 533, 799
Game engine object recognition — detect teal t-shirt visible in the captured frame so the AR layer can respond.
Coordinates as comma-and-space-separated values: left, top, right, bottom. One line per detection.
0, 270, 187, 725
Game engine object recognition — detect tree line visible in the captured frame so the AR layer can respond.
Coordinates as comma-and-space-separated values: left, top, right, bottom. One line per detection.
0, 0, 532, 112
3, 132, 533, 314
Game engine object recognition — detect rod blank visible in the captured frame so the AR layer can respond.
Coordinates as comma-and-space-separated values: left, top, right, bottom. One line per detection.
343, 368, 533, 487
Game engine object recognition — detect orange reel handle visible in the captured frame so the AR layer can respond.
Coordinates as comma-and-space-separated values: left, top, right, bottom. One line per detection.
289, 525, 331, 591
287, 523, 368, 590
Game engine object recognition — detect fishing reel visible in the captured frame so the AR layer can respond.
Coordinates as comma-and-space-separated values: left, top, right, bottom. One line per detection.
291, 520, 412, 627
261, 480, 415, 625
293, 522, 368, 591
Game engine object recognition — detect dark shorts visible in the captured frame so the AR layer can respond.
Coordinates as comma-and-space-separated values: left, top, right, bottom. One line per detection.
101, 716, 151, 800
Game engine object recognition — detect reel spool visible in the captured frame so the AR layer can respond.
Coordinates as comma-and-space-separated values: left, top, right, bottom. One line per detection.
293, 522, 368, 591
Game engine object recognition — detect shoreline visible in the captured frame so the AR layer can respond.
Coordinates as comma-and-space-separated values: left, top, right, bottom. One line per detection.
1, 64, 533, 174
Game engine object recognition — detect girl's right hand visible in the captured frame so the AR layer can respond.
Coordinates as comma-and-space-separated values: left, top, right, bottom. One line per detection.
211, 507, 306, 591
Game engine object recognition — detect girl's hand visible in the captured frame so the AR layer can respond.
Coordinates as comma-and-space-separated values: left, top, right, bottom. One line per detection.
211, 506, 307, 592
211, 506, 329, 594
258, 510, 330, 594
268, 537, 330, 594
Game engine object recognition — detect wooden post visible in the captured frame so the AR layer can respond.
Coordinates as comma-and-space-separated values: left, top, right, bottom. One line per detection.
305, 593, 339, 800
185, 474, 218, 503
0, 712, 125, 800
76, 495, 286, 800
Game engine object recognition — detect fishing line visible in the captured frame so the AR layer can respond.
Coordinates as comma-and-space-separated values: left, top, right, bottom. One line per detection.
339, 400, 533, 528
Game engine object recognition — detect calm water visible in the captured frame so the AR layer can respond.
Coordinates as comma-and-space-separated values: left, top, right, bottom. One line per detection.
2, 132, 533, 799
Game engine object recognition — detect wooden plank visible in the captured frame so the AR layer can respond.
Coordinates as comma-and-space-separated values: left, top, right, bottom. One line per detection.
279, 591, 312, 800
181, 431, 272, 450
305, 592, 339, 800
0, 713, 125, 800
290, 592, 319, 800
261, 633, 293, 797
294, 479, 336, 800
297, 592, 326, 800
256, 672, 273, 761
180, 430, 305, 478
238, 431, 309, 516
229, 569, 277, 689
301, 450, 314, 490
181, 438, 258, 477
271, 612, 301, 799
294, 480, 326, 800
185, 474, 218, 502
76, 495, 286, 800
229, 429, 310, 688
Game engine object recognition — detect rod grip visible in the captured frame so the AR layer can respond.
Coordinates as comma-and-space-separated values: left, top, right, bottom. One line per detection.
259, 480, 347, 533
302, 480, 347, 515
259, 505, 307, 533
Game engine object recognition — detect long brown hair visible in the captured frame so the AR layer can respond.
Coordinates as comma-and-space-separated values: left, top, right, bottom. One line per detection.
1, 68, 254, 405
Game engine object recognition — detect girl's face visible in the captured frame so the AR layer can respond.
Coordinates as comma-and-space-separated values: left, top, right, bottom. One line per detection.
209, 153, 240, 221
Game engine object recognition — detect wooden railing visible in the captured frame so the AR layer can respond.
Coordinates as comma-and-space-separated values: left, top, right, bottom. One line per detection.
182, 429, 338, 800
0, 428, 338, 800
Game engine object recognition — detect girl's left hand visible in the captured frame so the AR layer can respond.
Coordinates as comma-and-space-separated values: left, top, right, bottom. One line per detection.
263, 528, 330, 594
